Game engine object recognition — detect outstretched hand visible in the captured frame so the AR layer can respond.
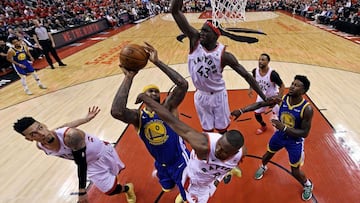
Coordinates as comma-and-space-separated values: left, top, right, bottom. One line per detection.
143, 42, 159, 63
231, 109, 243, 121
86, 106, 100, 121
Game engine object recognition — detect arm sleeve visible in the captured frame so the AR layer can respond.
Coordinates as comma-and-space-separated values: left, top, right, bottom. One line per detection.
270, 70, 284, 87
72, 147, 87, 189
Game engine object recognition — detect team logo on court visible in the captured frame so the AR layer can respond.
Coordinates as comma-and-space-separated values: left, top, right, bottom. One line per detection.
144, 120, 169, 145
17, 53, 27, 61
280, 112, 295, 128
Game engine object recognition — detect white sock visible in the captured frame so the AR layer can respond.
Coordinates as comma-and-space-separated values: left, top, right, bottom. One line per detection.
31, 73, 41, 85
304, 179, 312, 186
20, 76, 28, 90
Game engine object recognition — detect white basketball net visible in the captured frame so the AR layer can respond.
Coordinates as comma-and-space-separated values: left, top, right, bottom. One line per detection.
210, 0, 247, 27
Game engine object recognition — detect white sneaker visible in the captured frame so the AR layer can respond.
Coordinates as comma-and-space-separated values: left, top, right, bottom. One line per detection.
25, 89, 33, 95
39, 84, 47, 89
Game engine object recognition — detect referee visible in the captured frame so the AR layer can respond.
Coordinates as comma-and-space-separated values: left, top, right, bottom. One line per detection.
32, 19, 66, 69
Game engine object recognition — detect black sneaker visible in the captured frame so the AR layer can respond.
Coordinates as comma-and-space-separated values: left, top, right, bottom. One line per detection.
59, 63, 67, 67
223, 173, 232, 184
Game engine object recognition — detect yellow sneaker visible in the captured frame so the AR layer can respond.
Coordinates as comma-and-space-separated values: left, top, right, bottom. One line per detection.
175, 193, 187, 203
231, 166, 242, 177
125, 183, 136, 203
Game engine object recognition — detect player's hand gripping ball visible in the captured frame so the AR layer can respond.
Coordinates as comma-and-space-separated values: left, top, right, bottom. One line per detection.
119, 44, 150, 71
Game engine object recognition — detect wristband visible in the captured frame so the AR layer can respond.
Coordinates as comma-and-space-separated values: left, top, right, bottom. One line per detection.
282, 126, 287, 132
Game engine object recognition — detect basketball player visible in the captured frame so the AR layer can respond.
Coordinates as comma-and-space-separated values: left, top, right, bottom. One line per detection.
13, 106, 136, 203
7, 37, 47, 95
248, 53, 285, 135
171, 0, 267, 134
111, 43, 190, 202
232, 75, 314, 201
135, 92, 246, 203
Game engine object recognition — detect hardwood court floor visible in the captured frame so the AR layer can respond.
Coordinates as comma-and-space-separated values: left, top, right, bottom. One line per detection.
87, 90, 360, 203
0, 11, 359, 203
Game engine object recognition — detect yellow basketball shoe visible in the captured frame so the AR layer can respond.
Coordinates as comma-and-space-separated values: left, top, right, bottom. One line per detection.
125, 183, 136, 203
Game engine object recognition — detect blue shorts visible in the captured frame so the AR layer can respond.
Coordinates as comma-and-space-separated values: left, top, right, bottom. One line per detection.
268, 131, 304, 167
155, 154, 188, 200
13, 61, 34, 75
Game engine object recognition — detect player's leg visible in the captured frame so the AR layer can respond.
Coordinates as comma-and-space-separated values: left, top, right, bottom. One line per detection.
254, 133, 284, 179
254, 96, 267, 134
194, 91, 214, 132
214, 90, 230, 134
173, 158, 188, 203
26, 63, 47, 89
13, 64, 32, 95
287, 141, 313, 201
89, 144, 134, 202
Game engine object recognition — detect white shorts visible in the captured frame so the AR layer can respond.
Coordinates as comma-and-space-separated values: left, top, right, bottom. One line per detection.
87, 144, 125, 193
194, 89, 230, 131
182, 171, 217, 203
254, 95, 279, 117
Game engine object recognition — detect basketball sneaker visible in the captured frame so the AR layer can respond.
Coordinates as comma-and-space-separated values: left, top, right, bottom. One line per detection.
256, 126, 267, 135
25, 89, 33, 95
39, 84, 47, 89
254, 165, 267, 180
175, 193, 187, 203
302, 181, 314, 201
223, 166, 242, 184
125, 183, 136, 203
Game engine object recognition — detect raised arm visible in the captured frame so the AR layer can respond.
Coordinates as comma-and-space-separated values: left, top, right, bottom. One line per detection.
57, 106, 100, 128
231, 96, 282, 120
136, 93, 209, 159
144, 42, 188, 112
170, 0, 200, 47
222, 52, 267, 101
111, 68, 140, 129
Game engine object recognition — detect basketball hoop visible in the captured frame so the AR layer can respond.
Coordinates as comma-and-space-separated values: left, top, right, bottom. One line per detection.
210, 0, 247, 27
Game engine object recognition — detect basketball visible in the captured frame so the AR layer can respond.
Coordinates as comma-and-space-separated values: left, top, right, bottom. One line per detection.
119, 44, 149, 71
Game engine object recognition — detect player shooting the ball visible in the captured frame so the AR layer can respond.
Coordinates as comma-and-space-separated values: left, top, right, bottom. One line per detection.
111, 42, 190, 203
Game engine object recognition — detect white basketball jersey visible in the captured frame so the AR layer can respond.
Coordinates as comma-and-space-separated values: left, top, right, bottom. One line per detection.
255, 67, 278, 97
186, 133, 243, 185
188, 42, 226, 92
37, 127, 105, 163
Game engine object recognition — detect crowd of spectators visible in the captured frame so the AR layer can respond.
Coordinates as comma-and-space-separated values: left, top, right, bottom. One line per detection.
0, 0, 172, 73
1, 0, 359, 74
245, 0, 359, 34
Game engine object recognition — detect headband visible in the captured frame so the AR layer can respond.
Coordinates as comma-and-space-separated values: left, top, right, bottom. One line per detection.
205, 21, 221, 37
142, 84, 160, 93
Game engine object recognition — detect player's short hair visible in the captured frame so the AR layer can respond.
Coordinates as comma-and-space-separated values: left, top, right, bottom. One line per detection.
225, 130, 244, 149
13, 117, 36, 135
295, 75, 310, 93
260, 53, 270, 61
8, 36, 18, 44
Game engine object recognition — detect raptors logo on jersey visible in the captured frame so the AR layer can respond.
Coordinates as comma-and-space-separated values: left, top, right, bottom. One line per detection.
143, 119, 169, 145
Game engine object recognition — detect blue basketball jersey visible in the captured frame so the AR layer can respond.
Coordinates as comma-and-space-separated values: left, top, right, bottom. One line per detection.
278, 94, 310, 140
138, 108, 189, 165
12, 46, 28, 64
11, 46, 34, 75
